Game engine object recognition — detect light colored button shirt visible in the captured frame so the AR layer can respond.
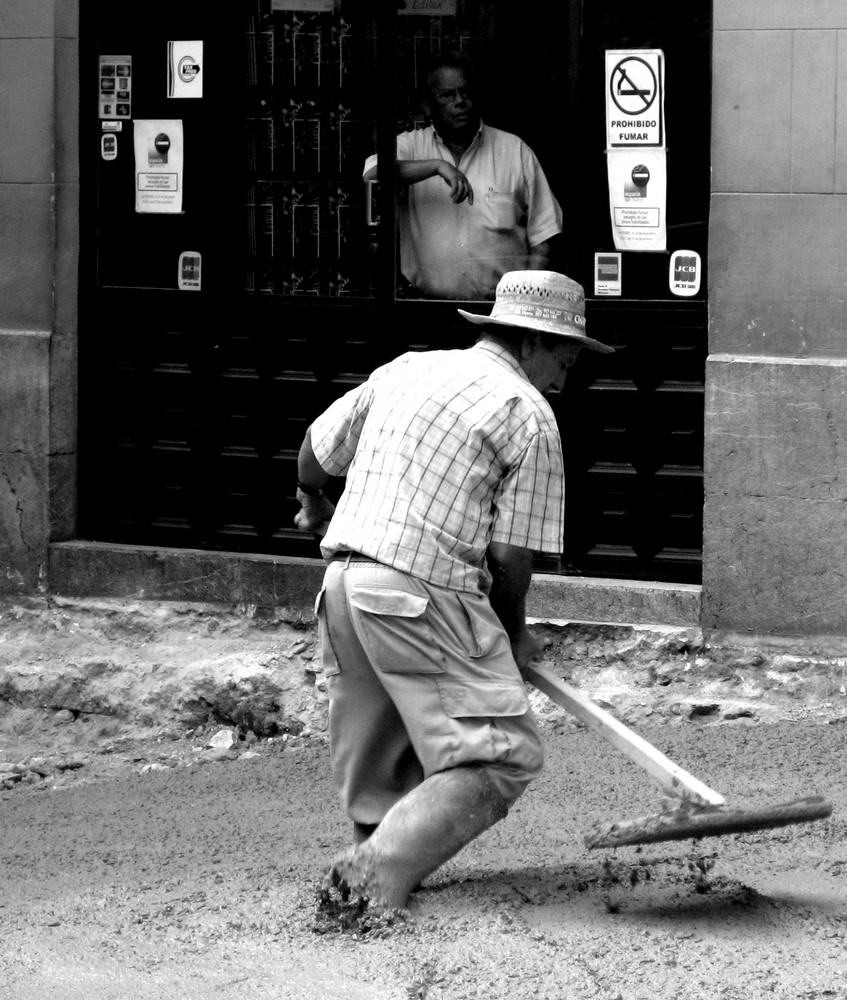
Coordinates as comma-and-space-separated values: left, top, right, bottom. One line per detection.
310, 340, 565, 594
364, 122, 563, 300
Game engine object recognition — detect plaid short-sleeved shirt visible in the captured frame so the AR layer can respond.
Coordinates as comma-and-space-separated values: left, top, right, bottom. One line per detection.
310, 340, 565, 594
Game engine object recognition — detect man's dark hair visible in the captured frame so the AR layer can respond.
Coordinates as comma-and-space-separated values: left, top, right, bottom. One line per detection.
422, 50, 477, 93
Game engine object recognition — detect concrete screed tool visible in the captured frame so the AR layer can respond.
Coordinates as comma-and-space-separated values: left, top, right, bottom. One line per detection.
524, 661, 834, 849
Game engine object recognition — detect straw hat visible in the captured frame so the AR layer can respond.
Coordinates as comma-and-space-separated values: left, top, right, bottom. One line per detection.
457, 270, 614, 354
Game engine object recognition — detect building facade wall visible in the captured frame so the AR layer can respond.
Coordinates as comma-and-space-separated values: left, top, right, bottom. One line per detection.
0, 0, 79, 593
705, 2, 847, 634
3, 1, 846, 636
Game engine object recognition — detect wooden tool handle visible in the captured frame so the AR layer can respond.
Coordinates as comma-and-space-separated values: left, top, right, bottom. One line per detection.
525, 661, 725, 807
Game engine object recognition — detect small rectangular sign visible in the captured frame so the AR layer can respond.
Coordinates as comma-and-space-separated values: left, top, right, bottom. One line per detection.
594, 253, 622, 296
178, 251, 202, 291
398, 0, 457, 14
605, 49, 665, 148
167, 41, 203, 99
101, 133, 118, 161
669, 249, 702, 297
99, 55, 132, 120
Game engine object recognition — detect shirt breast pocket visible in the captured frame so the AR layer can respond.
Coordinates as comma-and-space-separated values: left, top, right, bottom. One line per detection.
483, 189, 522, 233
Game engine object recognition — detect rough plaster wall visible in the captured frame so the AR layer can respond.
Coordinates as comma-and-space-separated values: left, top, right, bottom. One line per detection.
0, 1, 79, 592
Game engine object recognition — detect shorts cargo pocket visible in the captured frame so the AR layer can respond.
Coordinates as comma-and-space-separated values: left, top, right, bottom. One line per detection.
314, 585, 340, 678
350, 585, 444, 674
456, 591, 507, 659
437, 678, 528, 719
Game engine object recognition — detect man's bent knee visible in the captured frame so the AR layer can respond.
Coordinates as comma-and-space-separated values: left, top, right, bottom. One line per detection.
481, 737, 544, 808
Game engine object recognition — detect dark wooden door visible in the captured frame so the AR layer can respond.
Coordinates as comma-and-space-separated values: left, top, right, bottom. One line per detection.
80, 1, 710, 583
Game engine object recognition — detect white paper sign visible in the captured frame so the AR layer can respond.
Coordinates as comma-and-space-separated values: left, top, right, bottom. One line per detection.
134, 120, 184, 214
168, 41, 203, 99
605, 49, 664, 148
607, 148, 667, 252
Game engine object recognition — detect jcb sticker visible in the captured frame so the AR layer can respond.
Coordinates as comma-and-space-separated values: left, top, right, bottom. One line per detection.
669, 250, 701, 297
178, 251, 202, 291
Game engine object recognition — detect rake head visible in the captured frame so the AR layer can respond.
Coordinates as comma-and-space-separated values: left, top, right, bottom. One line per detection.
584, 795, 833, 849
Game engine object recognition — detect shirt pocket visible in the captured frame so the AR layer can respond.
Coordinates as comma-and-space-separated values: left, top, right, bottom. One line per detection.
483, 189, 522, 233
437, 677, 528, 719
349, 584, 444, 674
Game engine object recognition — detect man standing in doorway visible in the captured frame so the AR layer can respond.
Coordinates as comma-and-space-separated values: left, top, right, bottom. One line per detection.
293, 271, 613, 918
363, 52, 563, 300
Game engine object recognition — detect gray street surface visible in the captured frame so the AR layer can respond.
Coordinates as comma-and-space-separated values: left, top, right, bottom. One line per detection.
1, 713, 845, 999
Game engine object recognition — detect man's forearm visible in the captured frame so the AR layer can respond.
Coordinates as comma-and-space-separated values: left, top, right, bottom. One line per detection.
363, 160, 442, 186
294, 427, 336, 537
297, 427, 330, 493
396, 160, 447, 186
364, 159, 472, 203
486, 541, 533, 639
487, 541, 541, 671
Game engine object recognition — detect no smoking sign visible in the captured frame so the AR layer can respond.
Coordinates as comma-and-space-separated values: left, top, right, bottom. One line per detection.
605, 49, 664, 147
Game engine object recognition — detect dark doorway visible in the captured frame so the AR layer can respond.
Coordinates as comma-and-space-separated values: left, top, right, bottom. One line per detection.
79, 1, 710, 584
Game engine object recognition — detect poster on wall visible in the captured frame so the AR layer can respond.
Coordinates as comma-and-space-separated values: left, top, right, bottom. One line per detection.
607, 148, 666, 252
99, 55, 132, 120
133, 120, 184, 214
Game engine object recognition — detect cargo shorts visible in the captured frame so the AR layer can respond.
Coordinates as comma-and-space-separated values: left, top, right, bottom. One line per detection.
316, 555, 544, 827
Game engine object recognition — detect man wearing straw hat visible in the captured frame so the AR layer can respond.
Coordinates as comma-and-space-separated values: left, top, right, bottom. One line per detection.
294, 271, 613, 918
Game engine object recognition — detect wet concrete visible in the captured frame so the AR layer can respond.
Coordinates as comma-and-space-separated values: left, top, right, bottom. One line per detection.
0, 723, 845, 999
